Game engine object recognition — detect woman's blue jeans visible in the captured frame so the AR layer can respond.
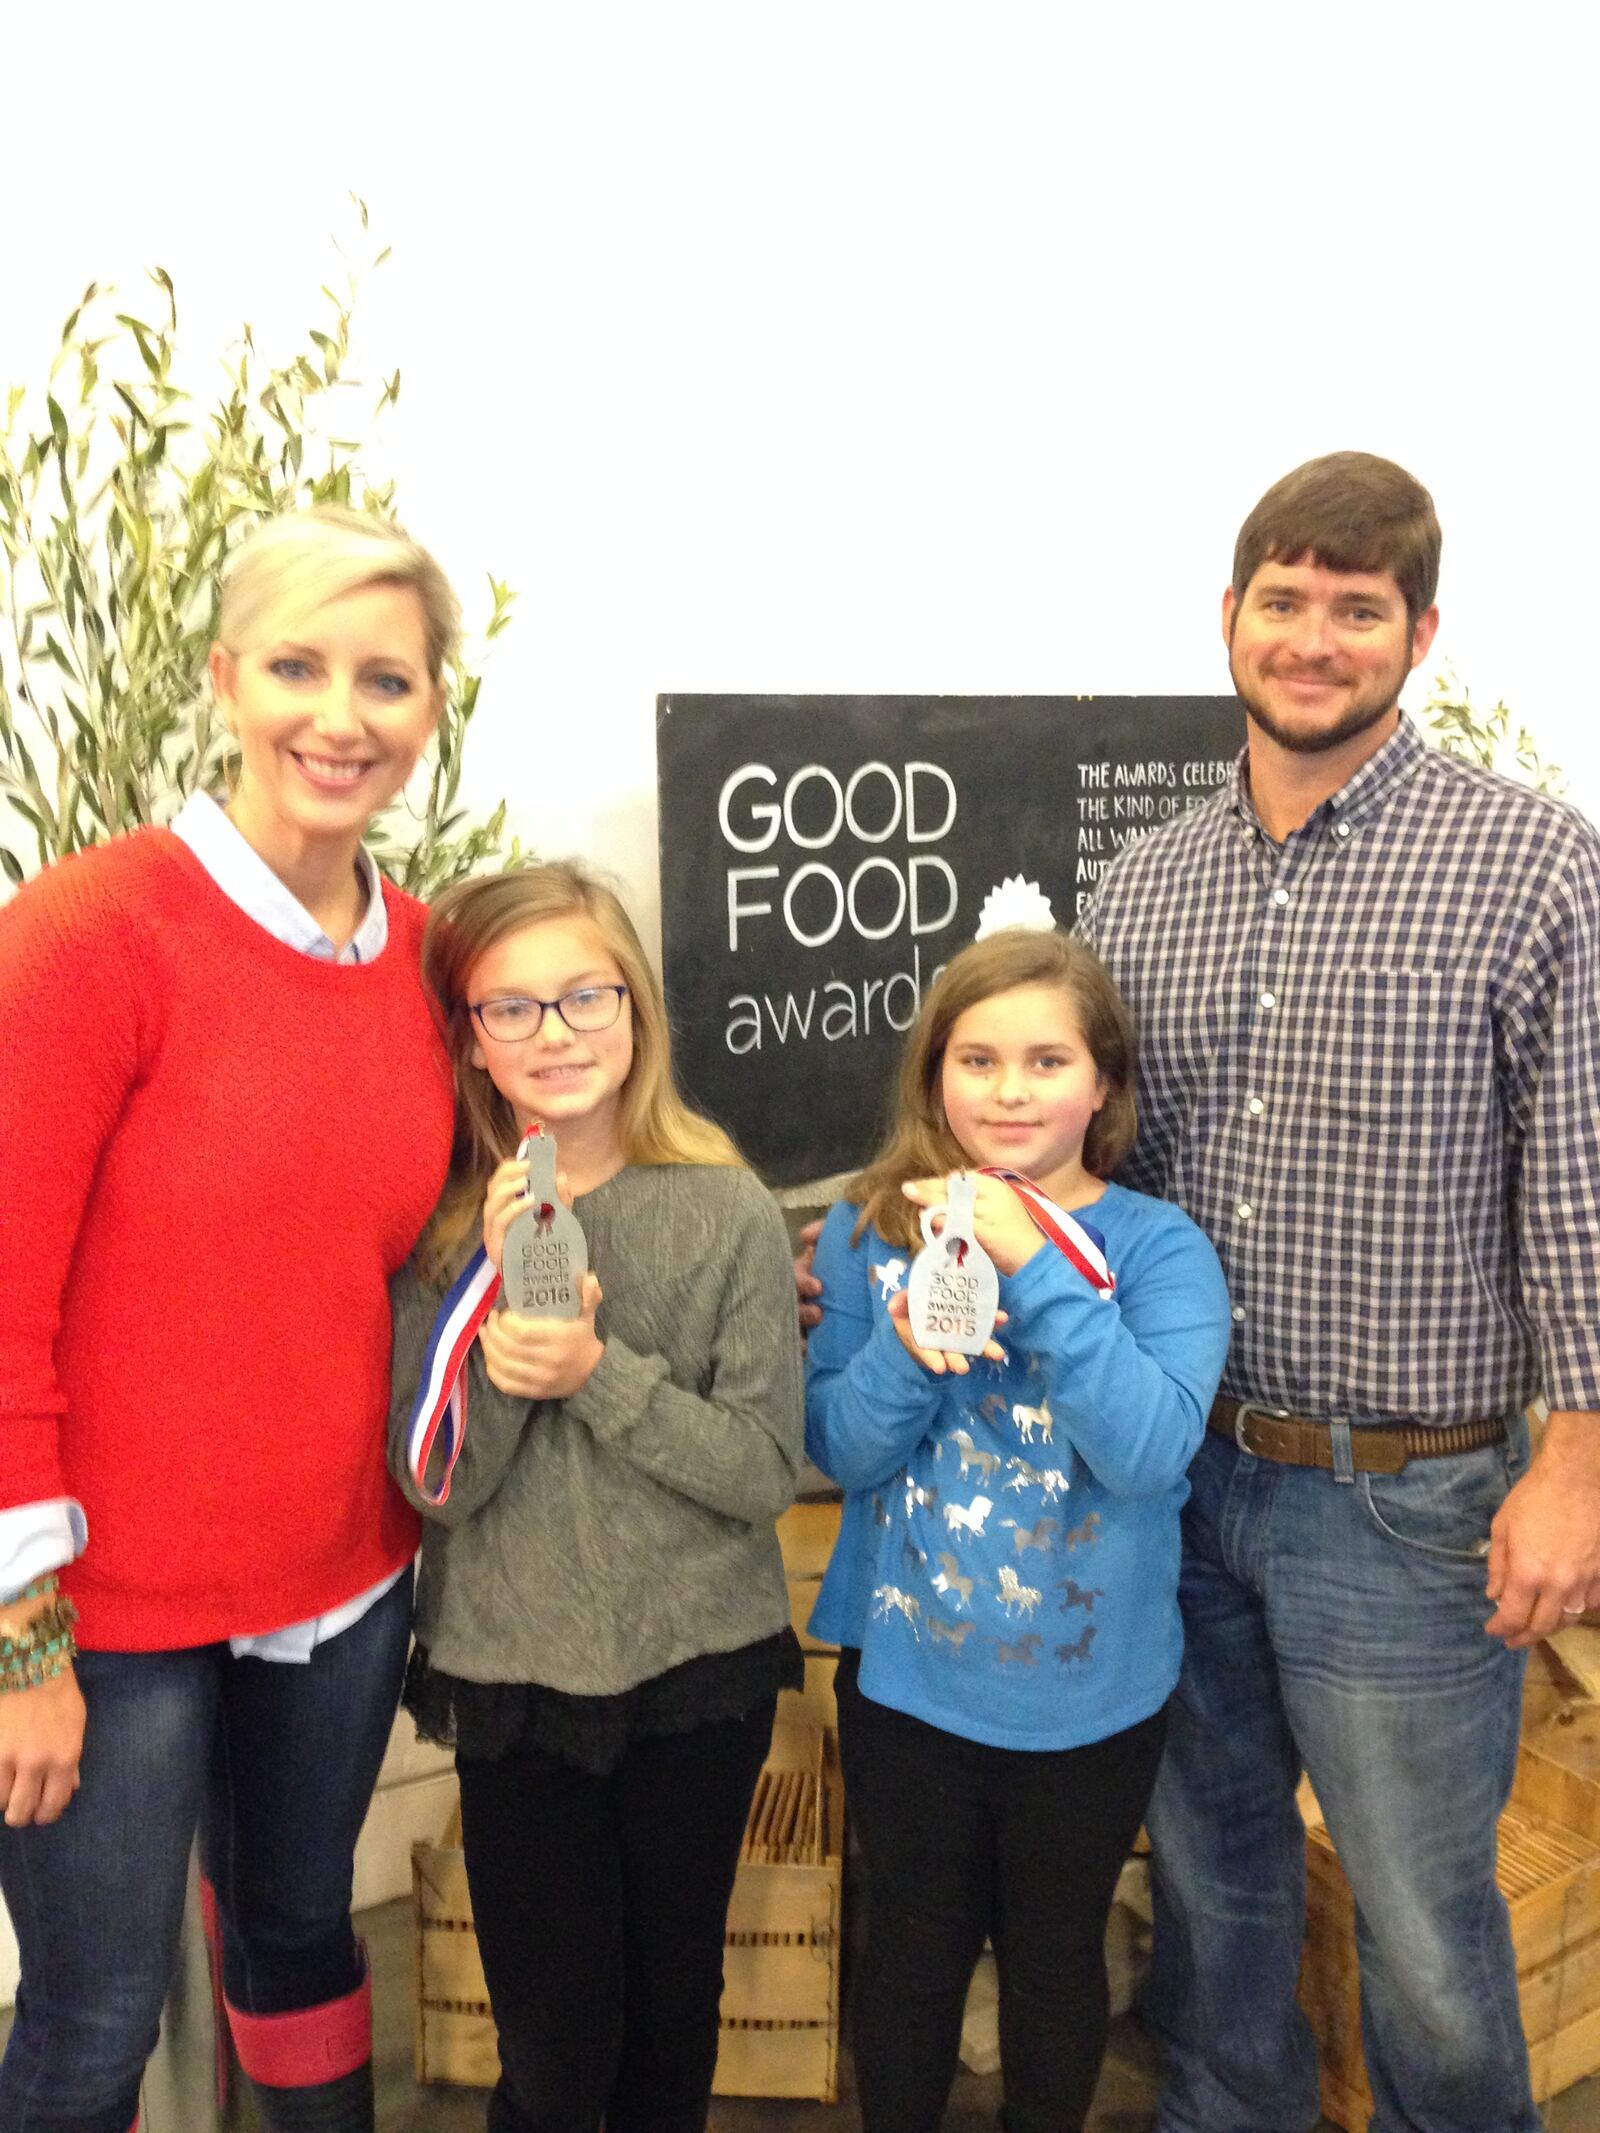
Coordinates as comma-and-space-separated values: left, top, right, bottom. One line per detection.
1145, 1421, 1541, 2133
0, 1572, 410, 2133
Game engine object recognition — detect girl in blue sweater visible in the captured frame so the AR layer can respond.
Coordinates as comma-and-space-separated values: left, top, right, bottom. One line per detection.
806, 924, 1230, 2133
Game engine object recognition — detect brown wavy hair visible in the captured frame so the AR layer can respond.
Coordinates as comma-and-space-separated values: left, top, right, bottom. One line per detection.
848, 928, 1137, 1251
418, 860, 742, 1272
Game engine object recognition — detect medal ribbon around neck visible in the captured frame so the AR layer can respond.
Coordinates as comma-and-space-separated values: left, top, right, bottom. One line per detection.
978, 1167, 1116, 1296
405, 1123, 546, 1505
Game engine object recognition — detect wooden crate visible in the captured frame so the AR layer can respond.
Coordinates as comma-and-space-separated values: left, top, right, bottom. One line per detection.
1298, 1720, 1600, 2130
714, 1718, 844, 2101
779, 1653, 839, 1730
776, 1499, 843, 1581
412, 1813, 496, 2088
778, 1498, 842, 1721
412, 1717, 843, 2102
788, 1571, 832, 1652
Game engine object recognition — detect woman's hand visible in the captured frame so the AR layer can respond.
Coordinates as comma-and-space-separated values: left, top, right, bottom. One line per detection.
483, 1156, 572, 1271
886, 1291, 1009, 1377
902, 1174, 1043, 1277
0, 1664, 85, 1827
479, 1273, 605, 1399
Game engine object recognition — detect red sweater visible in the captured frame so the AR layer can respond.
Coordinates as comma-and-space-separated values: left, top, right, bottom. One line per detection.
0, 831, 455, 1649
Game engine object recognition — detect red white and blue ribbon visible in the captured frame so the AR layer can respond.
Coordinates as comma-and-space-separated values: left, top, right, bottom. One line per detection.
979, 1168, 1116, 1296
403, 1124, 544, 1505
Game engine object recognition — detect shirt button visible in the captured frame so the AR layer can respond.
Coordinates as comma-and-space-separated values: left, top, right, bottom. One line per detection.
1232, 1305, 1247, 1323
1334, 822, 1352, 840
1259, 991, 1277, 1009
1247, 1096, 1265, 1116
1272, 888, 1290, 906
1236, 1201, 1255, 1222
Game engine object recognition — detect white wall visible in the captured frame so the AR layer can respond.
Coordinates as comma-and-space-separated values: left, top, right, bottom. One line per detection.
2, 0, 1595, 1996
4, 4, 1597, 963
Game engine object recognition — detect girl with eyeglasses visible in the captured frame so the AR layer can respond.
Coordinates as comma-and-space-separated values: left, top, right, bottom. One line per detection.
386, 860, 802, 2133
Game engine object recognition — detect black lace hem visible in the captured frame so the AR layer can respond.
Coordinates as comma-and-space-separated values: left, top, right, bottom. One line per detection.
404, 1630, 804, 1775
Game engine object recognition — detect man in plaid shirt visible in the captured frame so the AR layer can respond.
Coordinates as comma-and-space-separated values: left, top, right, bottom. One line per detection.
1081, 452, 1600, 2131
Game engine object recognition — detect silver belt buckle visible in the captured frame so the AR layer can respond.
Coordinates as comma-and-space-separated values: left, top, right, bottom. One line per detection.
1234, 1401, 1291, 1455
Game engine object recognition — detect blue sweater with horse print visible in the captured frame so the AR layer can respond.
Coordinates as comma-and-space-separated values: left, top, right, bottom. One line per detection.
805, 1183, 1229, 1750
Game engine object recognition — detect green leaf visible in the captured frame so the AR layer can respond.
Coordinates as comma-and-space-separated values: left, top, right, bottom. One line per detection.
6, 793, 52, 838
0, 847, 24, 886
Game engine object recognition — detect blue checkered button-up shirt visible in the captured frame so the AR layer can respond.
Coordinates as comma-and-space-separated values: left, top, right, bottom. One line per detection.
1080, 717, 1600, 1426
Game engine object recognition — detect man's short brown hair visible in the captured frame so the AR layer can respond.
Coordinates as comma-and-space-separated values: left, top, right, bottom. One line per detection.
1232, 452, 1441, 624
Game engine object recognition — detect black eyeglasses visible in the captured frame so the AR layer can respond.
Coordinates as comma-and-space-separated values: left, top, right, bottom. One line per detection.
470, 985, 629, 1042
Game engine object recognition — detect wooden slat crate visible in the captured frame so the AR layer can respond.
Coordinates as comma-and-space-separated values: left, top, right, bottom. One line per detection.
778, 1498, 842, 1726
776, 1499, 843, 1582
714, 1718, 844, 2101
1298, 1714, 1600, 2130
413, 1716, 843, 2101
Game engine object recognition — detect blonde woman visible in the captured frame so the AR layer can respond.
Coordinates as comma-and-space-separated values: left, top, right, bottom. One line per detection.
0, 508, 459, 2133
388, 862, 803, 2133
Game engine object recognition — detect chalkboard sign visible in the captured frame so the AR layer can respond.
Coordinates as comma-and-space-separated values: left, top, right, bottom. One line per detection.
657, 694, 1243, 1187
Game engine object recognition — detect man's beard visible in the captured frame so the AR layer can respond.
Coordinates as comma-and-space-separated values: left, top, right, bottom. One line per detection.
1230, 634, 1414, 757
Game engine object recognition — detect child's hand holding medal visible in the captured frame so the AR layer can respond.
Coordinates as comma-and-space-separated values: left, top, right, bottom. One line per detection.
903, 1170, 1048, 1278
479, 1137, 604, 1400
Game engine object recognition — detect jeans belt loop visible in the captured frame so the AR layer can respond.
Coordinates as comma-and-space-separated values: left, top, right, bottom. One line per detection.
1329, 1417, 1356, 1485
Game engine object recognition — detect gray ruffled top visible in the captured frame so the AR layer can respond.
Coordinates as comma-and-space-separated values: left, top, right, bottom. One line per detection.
387, 1163, 804, 1760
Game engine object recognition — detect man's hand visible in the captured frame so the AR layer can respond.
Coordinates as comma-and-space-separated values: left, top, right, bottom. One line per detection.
479, 1273, 605, 1400
1484, 1411, 1600, 1647
0, 1664, 85, 1827
794, 1217, 824, 1333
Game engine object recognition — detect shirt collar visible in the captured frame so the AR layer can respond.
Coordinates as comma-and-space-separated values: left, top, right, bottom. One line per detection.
169, 791, 388, 964
1227, 713, 1430, 845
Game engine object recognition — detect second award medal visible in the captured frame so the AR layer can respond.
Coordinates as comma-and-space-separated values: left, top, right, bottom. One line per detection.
906, 1172, 998, 1355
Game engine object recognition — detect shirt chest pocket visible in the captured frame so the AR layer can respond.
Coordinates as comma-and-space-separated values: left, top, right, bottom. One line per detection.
1294, 965, 1491, 1148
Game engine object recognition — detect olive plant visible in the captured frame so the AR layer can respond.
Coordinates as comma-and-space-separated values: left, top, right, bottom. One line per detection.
1420, 669, 1565, 796
0, 210, 515, 893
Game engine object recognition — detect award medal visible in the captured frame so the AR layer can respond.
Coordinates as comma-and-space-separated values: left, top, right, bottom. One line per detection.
501, 1126, 587, 1320
907, 1173, 1000, 1355
404, 1124, 583, 1505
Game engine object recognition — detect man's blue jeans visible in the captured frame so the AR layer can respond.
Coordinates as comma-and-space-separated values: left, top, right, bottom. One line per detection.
1145, 1421, 1540, 2133
0, 1572, 410, 2133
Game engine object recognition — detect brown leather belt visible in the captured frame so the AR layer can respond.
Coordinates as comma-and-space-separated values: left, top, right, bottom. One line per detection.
1209, 1397, 1506, 1476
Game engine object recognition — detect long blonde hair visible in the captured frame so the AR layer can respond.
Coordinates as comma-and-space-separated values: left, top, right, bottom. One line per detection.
419, 861, 743, 1270
849, 929, 1137, 1251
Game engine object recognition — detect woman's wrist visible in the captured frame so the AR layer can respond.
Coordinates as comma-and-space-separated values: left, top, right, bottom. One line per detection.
0, 1571, 61, 1631
0, 1574, 80, 1692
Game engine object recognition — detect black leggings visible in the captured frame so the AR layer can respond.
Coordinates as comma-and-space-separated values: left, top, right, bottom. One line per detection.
456, 1701, 774, 2133
836, 1649, 1164, 2133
